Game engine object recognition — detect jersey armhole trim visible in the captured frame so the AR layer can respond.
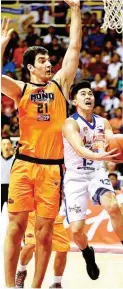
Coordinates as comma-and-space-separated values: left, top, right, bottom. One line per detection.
51, 80, 64, 97
21, 83, 27, 97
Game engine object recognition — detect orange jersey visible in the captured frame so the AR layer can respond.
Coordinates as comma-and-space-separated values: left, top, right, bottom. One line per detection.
18, 81, 67, 159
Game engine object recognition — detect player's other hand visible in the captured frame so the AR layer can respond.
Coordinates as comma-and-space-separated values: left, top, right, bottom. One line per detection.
1, 17, 14, 47
64, 0, 80, 7
95, 148, 121, 162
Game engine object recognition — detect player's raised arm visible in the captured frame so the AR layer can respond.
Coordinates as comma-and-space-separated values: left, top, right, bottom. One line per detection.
1, 17, 24, 104
62, 118, 121, 162
53, 0, 82, 102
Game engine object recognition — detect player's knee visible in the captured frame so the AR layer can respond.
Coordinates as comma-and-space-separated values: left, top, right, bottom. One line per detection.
25, 244, 35, 252
35, 226, 53, 246
8, 220, 26, 242
71, 224, 84, 238
106, 201, 120, 216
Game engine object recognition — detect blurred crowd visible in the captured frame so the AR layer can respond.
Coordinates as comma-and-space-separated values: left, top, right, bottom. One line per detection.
1, 0, 123, 139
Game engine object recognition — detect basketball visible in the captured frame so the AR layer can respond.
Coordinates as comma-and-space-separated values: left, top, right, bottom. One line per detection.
106, 134, 123, 162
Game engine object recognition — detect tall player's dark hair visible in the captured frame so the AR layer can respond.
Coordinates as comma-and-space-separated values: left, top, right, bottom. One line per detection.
70, 80, 91, 100
23, 46, 48, 70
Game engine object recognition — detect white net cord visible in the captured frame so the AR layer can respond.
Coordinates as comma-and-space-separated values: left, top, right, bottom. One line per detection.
101, 0, 123, 33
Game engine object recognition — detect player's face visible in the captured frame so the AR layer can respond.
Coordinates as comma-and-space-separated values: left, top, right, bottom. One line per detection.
74, 88, 95, 111
33, 54, 52, 81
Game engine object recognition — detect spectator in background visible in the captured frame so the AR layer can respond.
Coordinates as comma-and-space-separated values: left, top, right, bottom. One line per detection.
109, 107, 123, 134
2, 54, 16, 75
6, 71, 17, 80
109, 173, 123, 214
87, 53, 107, 79
61, 24, 70, 49
43, 25, 57, 45
108, 173, 121, 190
52, 56, 64, 75
1, 103, 10, 138
93, 105, 106, 118
34, 37, 43, 47
35, 7, 45, 24
25, 25, 39, 46
52, 1, 68, 35
107, 53, 122, 86
82, 26, 89, 51
5, 30, 19, 59
1, 137, 14, 211
101, 87, 120, 115
87, 40, 101, 55
46, 36, 65, 65
91, 73, 107, 105
116, 39, 123, 62
106, 162, 121, 177
90, 12, 100, 26
115, 65, 123, 97
43, 1, 52, 24
53, 1, 68, 24
9, 112, 19, 137
80, 50, 91, 68
82, 11, 91, 25
101, 41, 114, 65
88, 23, 105, 48
104, 41, 114, 57
13, 39, 28, 68
104, 29, 117, 47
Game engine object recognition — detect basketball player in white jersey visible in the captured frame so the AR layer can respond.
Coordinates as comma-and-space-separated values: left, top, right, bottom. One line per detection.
62, 80, 123, 280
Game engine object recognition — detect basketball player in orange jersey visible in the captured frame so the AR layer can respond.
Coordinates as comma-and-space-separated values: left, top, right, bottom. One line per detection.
62, 80, 123, 280
15, 211, 70, 289
1, 1, 81, 288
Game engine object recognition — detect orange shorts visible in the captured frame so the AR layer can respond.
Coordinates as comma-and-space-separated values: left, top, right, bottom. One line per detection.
25, 211, 70, 252
8, 159, 61, 218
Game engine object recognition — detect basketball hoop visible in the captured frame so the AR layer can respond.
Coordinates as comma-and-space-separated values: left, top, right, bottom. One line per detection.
101, 0, 123, 33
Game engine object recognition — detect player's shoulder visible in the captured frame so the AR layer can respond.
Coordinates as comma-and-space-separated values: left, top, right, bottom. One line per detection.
69, 112, 79, 120
94, 114, 110, 127
63, 113, 79, 132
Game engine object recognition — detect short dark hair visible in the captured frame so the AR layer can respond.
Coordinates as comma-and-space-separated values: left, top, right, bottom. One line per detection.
108, 173, 118, 179
1, 137, 12, 144
23, 46, 48, 70
70, 80, 91, 100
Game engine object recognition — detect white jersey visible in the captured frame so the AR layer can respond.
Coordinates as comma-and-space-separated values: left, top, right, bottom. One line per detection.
1, 155, 15, 184
63, 113, 105, 173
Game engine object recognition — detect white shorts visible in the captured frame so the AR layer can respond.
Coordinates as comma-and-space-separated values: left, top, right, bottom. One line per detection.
64, 168, 115, 223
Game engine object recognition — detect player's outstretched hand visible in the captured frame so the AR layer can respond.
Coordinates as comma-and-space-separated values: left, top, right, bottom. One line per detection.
96, 148, 121, 162
1, 17, 14, 47
64, 0, 80, 7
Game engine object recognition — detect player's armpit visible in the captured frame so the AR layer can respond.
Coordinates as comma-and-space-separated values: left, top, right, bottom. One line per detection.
63, 118, 82, 152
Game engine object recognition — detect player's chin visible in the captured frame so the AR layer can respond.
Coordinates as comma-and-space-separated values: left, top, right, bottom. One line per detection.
84, 105, 93, 111
46, 74, 51, 81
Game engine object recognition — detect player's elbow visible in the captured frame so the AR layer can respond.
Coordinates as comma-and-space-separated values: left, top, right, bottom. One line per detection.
76, 147, 83, 157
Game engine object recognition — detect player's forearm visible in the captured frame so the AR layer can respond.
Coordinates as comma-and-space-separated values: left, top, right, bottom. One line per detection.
69, 6, 82, 49
76, 145, 99, 161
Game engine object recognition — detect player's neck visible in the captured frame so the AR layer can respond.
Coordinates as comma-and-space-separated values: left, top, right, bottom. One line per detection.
2, 152, 12, 159
77, 108, 93, 122
30, 75, 48, 85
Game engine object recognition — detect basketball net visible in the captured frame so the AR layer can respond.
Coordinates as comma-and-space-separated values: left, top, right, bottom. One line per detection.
101, 0, 123, 33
